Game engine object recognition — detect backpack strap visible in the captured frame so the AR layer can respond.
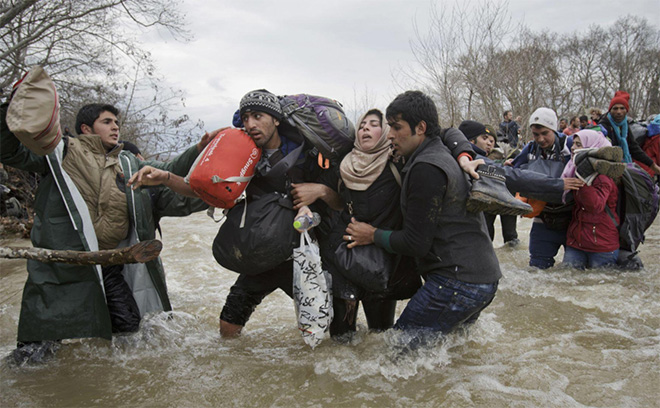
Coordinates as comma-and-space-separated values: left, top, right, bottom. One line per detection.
262, 142, 305, 180
389, 161, 402, 187
605, 206, 619, 228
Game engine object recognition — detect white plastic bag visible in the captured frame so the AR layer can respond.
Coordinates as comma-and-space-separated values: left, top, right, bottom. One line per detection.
292, 231, 333, 348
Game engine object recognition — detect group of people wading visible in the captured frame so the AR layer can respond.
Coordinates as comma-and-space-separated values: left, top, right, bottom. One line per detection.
2, 80, 658, 364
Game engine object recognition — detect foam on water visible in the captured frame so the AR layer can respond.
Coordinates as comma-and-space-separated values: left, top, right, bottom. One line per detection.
1, 213, 659, 407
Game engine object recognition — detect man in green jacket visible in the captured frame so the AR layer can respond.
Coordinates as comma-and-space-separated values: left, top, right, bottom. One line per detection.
1, 102, 211, 364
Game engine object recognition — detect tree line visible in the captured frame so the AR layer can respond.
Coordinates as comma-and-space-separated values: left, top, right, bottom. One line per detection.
3, 1, 659, 153
399, 1, 660, 141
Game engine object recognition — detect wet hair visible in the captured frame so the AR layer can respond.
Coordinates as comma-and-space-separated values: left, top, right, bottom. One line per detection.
503, 110, 512, 118
386, 91, 440, 138
75, 104, 119, 135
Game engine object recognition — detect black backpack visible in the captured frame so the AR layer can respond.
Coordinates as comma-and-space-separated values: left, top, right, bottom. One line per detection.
605, 163, 659, 260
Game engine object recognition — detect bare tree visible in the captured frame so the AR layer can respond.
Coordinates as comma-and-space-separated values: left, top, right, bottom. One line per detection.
346, 84, 378, 125
1, 0, 200, 157
402, 2, 660, 141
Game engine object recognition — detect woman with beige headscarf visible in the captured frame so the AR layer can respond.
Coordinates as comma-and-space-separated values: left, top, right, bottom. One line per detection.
318, 109, 421, 340
294, 107, 475, 340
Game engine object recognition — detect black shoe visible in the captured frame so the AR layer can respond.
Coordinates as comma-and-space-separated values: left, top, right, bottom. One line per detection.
574, 150, 597, 182
505, 238, 521, 248
10, 341, 60, 366
467, 165, 533, 216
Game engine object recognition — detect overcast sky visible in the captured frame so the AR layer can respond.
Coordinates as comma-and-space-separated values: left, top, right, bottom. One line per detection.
142, 0, 657, 132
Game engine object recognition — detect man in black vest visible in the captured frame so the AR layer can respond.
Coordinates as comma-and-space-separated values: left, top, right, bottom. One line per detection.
346, 91, 501, 344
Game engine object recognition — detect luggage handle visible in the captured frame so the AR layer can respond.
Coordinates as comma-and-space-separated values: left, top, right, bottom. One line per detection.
211, 175, 253, 183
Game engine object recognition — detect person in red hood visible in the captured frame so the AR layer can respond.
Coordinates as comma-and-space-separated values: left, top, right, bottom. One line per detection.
561, 129, 620, 269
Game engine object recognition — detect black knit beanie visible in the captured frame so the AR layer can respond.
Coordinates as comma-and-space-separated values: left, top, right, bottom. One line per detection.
239, 89, 283, 121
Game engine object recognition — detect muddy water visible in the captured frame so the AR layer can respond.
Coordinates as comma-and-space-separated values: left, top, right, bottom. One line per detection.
1, 213, 658, 407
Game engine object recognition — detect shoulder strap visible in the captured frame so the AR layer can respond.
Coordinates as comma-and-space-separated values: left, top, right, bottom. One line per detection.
389, 161, 402, 187
558, 134, 567, 149
605, 206, 619, 228
262, 142, 305, 180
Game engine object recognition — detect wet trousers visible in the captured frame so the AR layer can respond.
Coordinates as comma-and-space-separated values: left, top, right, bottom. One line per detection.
484, 213, 518, 243
220, 260, 294, 326
563, 246, 619, 269
394, 273, 497, 334
102, 264, 140, 333
330, 298, 397, 337
528, 220, 567, 269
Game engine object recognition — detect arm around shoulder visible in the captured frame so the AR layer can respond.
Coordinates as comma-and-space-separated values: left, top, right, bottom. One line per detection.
443, 127, 475, 160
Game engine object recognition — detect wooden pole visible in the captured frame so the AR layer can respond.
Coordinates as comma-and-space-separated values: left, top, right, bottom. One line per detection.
0, 240, 162, 266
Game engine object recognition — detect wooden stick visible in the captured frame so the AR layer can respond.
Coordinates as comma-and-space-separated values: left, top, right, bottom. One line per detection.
0, 240, 162, 266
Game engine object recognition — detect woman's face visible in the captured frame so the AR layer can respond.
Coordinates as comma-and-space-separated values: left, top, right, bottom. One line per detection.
571, 135, 582, 155
357, 113, 383, 150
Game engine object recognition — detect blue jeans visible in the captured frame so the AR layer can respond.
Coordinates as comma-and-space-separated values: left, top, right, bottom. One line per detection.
563, 246, 619, 269
529, 221, 567, 269
394, 273, 498, 335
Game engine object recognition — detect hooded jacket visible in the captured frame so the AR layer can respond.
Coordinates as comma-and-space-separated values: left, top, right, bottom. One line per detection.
1, 103, 207, 342
566, 174, 619, 252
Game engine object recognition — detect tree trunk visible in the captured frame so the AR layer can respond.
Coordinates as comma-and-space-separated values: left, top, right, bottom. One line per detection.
0, 240, 162, 266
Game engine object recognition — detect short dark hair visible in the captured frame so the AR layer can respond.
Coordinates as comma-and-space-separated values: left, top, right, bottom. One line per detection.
579, 115, 588, 122
120, 140, 142, 156
386, 90, 440, 138
75, 104, 119, 135
503, 110, 512, 118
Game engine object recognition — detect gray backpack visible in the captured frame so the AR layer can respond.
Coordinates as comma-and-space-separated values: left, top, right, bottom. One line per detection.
278, 94, 355, 165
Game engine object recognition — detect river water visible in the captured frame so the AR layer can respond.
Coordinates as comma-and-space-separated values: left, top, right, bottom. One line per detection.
1, 213, 658, 407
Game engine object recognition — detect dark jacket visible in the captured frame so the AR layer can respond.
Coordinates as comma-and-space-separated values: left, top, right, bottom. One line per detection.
322, 162, 418, 300
512, 134, 571, 204
376, 137, 501, 284
472, 144, 565, 198
499, 120, 519, 146
599, 115, 654, 167
322, 127, 475, 298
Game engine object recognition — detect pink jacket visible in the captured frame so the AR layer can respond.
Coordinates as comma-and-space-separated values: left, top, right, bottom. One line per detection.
566, 174, 619, 252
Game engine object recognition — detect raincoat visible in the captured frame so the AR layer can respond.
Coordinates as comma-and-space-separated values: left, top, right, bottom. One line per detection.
1, 103, 206, 342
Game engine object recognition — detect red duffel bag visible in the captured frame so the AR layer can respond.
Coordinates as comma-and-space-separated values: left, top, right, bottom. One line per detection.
188, 128, 261, 209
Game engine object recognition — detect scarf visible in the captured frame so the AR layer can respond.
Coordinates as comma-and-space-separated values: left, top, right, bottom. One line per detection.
339, 110, 391, 191
561, 129, 612, 203
561, 129, 612, 179
607, 112, 632, 163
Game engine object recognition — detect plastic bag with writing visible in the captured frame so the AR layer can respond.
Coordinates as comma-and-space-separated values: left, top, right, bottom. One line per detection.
292, 231, 332, 349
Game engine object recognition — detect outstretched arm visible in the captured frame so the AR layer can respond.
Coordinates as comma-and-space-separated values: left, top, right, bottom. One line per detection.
128, 165, 197, 197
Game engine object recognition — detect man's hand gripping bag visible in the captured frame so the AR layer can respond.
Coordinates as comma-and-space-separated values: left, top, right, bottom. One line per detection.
188, 128, 261, 208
